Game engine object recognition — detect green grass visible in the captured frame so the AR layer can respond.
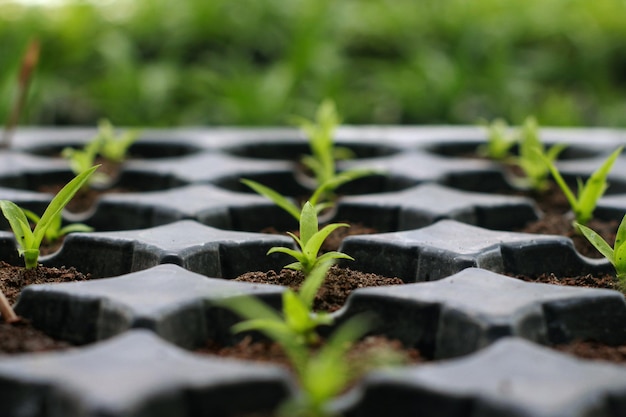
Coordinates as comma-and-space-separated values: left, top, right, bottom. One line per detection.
2, 0, 626, 127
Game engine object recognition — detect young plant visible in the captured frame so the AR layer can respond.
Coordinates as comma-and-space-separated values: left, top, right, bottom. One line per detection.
0, 165, 99, 269
220, 260, 335, 347
95, 118, 140, 163
22, 208, 93, 245
292, 99, 379, 204
512, 116, 567, 191
478, 118, 518, 160
62, 139, 109, 187
542, 146, 623, 226
268, 201, 354, 274
219, 263, 382, 417
576, 213, 626, 287
241, 169, 371, 221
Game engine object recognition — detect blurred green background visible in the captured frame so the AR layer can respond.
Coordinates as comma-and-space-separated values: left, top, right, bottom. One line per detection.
1, 0, 625, 127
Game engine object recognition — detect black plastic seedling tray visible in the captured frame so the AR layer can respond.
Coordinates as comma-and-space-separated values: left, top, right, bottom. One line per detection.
1, 126, 626, 417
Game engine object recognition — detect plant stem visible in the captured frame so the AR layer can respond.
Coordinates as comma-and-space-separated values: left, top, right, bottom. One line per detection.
1, 39, 40, 149
0, 291, 18, 323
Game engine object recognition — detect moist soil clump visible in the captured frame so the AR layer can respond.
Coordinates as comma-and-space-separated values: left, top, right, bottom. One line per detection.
553, 340, 626, 364
199, 335, 425, 369
234, 265, 403, 312
0, 319, 72, 354
0, 261, 91, 305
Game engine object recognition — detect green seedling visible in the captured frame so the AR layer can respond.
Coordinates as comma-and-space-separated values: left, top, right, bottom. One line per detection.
95, 119, 140, 163
292, 99, 378, 204
0, 165, 99, 269
542, 146, 623, 226
62, 139, 110, 187
221, 260, 335, 347
576, 213, 626, 286
278, 315, 372, 417
268, 201, 354, 274
22, 208, 93, 245
512, 117, 567, 191
478, 118, 518, 160
241, 169, 372, 221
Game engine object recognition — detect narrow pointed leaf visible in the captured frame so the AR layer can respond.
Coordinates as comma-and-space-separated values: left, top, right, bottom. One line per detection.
302, 223, 349, 258
240, 179, 301, 221
299, 261, 333, 309
299, 202, 318, 246
576, 222, 615, 263
0, 200, 33, 251
615, 214, 626, 252
33, 165, 99, 248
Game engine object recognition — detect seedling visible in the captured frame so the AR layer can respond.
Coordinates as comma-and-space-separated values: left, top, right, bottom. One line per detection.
62, 139, 109, 187
512, 117, 567, 191
542, 146, 623, 226
576, 213, 626, 287
268, 201, 354, 274
478, 118, 518, 160
22, 208, 93, 245
221, 260, 335, 347
95, 119, 140, 163
292, 99, 379, 204
0, 165, 99, 269
241, 169, 371, 221
219, 262, 387, 417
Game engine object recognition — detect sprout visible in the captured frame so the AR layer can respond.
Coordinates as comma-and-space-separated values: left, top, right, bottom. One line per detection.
0, 165, 99, 269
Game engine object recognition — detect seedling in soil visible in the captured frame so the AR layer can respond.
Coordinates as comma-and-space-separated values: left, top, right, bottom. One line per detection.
478, 118, 518, 160
268, 201, 354, 274
241, 169, 371, 221
62, 139, 110, 188
542, 146, 623, 227
22, 208, 93, 245
577, 213, 626, 287
292, 99, 379, 204
221, 261, 335, 347
511, 116, 567, 191
0, 165, 99, 269
95, 119, 141, 163
220, 262, 397, 417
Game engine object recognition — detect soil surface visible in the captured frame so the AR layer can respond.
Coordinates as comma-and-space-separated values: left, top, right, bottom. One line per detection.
0, 262, 89, 354
234, 265, 403, 312
0, 319, 72, 354
0, 261, 91, 305
515, 272, 618, 291
553, 340, 626, 364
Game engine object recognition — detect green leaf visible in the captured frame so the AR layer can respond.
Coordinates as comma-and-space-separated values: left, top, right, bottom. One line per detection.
0, 200, 34, 253
32, 165, 99, 249
267, 246, 305, 262
576, 222, 615, 263
58, 223, 94, 235
283, 290, 313, 334
316, 251, 355, 264
302, 223, 349, 259
216, 295, 283, 325
240, 179, 301, 221
576, 146, 622, 224
614, 242, 626, 279
299, 202, 318, 246
615, 214, 626, 252
299, 261, 333, 310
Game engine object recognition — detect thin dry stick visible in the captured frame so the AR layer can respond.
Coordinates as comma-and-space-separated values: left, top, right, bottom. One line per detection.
0, 291, 18, 323
1, 39, 40, 149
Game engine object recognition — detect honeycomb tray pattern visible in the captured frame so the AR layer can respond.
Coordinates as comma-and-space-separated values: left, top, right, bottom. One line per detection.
1, 126, 626, 416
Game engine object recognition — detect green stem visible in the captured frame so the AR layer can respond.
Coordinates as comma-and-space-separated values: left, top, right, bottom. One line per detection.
23, 249, 39, 269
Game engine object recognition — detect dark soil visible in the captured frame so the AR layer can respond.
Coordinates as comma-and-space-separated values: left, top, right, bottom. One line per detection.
0, 262, 87, 354
0, 261, 91, 305
553, 340, 626, 364
234, 265, 403, 312
198, 335, 425, 369
0, 319, 72, 354
515, 272, 618, 291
